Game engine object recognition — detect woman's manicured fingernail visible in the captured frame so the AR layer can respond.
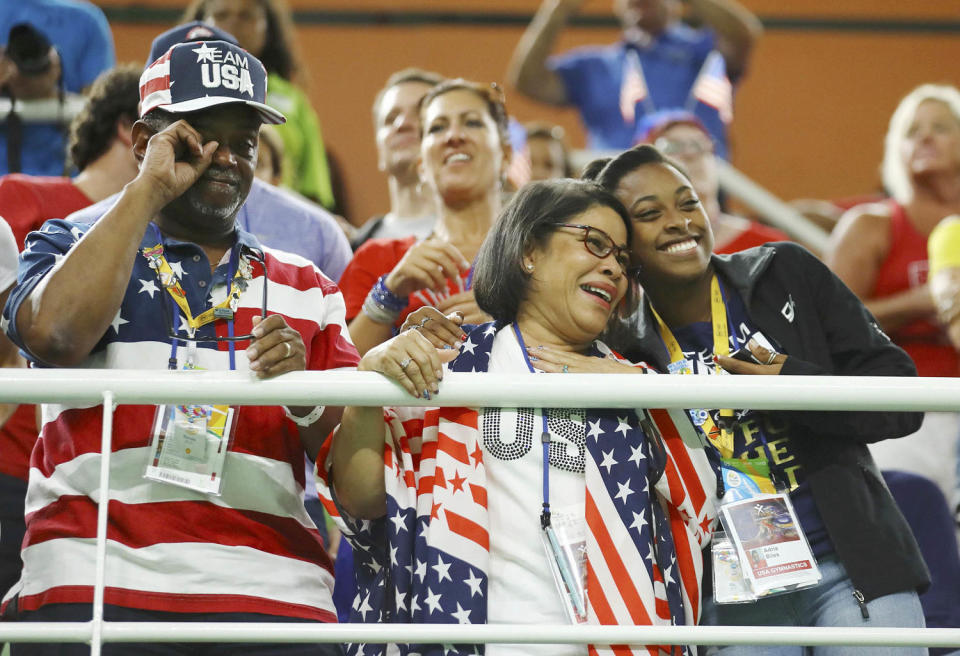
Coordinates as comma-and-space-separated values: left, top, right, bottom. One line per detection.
460, 334, 467, 341
423, 391, 431, 400
528, 355, 539, 361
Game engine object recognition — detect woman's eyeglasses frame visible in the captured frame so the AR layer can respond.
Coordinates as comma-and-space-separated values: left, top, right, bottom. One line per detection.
555, 223, 632, 275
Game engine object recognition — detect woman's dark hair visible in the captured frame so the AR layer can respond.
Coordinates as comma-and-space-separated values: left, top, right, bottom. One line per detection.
579, 157, 611, 182
592, 144, 690, 192
68, 65, 142, 172
258, 124, 284, 180
473, 179, 633, 324
418, 78, 510, 149
183, 0, 299, 80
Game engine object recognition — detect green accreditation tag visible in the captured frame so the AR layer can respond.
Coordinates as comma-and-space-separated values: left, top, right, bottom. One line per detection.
721, 457, 777, 501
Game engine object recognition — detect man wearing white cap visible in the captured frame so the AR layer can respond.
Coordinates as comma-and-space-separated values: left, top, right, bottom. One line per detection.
1, 40, 356, 655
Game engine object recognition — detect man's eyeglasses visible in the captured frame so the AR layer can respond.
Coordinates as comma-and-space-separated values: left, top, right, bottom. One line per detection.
556, 223, 631, 274
654, 136, 714, 158
159, 250, 269, 343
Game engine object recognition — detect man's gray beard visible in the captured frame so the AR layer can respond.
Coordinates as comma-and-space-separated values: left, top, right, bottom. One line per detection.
185, 192, 243, 223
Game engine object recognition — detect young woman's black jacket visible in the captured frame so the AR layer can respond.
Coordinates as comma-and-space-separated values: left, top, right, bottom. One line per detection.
614, 242, 929, 602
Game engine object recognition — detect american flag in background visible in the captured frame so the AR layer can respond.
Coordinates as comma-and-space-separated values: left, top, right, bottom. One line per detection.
506, 117, 532, 189
620, 49, 649, 124
689, 51, 733, 123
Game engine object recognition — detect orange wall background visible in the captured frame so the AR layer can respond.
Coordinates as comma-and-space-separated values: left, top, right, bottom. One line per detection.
102, 1, 960, 225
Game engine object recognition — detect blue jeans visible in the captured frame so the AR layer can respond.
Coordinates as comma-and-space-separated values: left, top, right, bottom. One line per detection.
701, 555, 927, 656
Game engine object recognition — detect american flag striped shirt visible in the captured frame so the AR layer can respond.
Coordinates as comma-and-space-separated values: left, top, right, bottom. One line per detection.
2, 218, 359, 619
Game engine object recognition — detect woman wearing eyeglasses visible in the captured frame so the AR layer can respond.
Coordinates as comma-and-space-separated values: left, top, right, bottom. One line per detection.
586, 145, 927, 654
338, 78, 511, 356
318, 179, 715, 656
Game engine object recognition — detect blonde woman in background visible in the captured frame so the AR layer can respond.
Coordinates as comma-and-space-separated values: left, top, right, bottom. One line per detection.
826, 84, 960, 515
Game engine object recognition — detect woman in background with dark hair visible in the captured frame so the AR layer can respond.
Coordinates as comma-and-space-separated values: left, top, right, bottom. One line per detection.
589, 144, 927, 654
184, 0, 337, 210
318, 179, 715, 656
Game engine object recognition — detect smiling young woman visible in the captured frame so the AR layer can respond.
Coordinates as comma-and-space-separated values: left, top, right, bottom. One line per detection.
588, 144, 930, 655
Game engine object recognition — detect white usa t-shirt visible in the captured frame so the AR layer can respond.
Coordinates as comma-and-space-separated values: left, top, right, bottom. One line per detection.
481, 327, 587, 656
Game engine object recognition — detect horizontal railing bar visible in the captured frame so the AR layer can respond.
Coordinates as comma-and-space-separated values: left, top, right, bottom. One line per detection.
0, 622, 94, 642
0, 623, 958, 647
1, 369, 959, 411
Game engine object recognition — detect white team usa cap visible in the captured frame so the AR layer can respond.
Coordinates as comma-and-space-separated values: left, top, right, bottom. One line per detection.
139, 40, 285, 125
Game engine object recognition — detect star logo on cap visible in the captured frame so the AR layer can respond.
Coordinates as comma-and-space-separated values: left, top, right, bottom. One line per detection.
193, 43, 219, 63
239, 74, 254, 97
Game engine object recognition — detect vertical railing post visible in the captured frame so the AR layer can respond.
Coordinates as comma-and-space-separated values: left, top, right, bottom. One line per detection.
90, 391, 115, 655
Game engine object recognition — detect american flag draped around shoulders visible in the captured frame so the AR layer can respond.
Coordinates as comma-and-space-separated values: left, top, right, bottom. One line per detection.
316, 323, 716, 656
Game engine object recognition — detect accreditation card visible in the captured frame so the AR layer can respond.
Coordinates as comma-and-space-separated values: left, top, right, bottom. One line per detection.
718, 493, 821, 597
541, 505, 589, 624
145, 403, 235, 495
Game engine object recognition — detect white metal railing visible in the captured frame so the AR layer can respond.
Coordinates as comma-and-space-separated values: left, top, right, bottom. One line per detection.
0, 95, 86, 124
2, 369, 960, 653
715, 159, 830, 252
6, 368, 960, 411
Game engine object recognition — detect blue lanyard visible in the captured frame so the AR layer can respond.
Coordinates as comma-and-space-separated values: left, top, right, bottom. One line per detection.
156, 225, 238, 372
511, 323, 553, 527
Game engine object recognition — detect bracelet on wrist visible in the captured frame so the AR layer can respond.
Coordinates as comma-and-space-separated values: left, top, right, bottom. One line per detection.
362, 293, 401, 325
371, 275, 408, 312
283, 405, 325, 428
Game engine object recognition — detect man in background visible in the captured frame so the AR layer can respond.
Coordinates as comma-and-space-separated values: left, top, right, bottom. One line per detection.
508, 0, 761, 158
351, 68, 442, 250
0, 1, 114, 175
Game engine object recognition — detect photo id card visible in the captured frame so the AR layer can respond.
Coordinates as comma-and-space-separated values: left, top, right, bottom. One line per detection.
145, 403, 235, 495
719, 493, 821, 597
